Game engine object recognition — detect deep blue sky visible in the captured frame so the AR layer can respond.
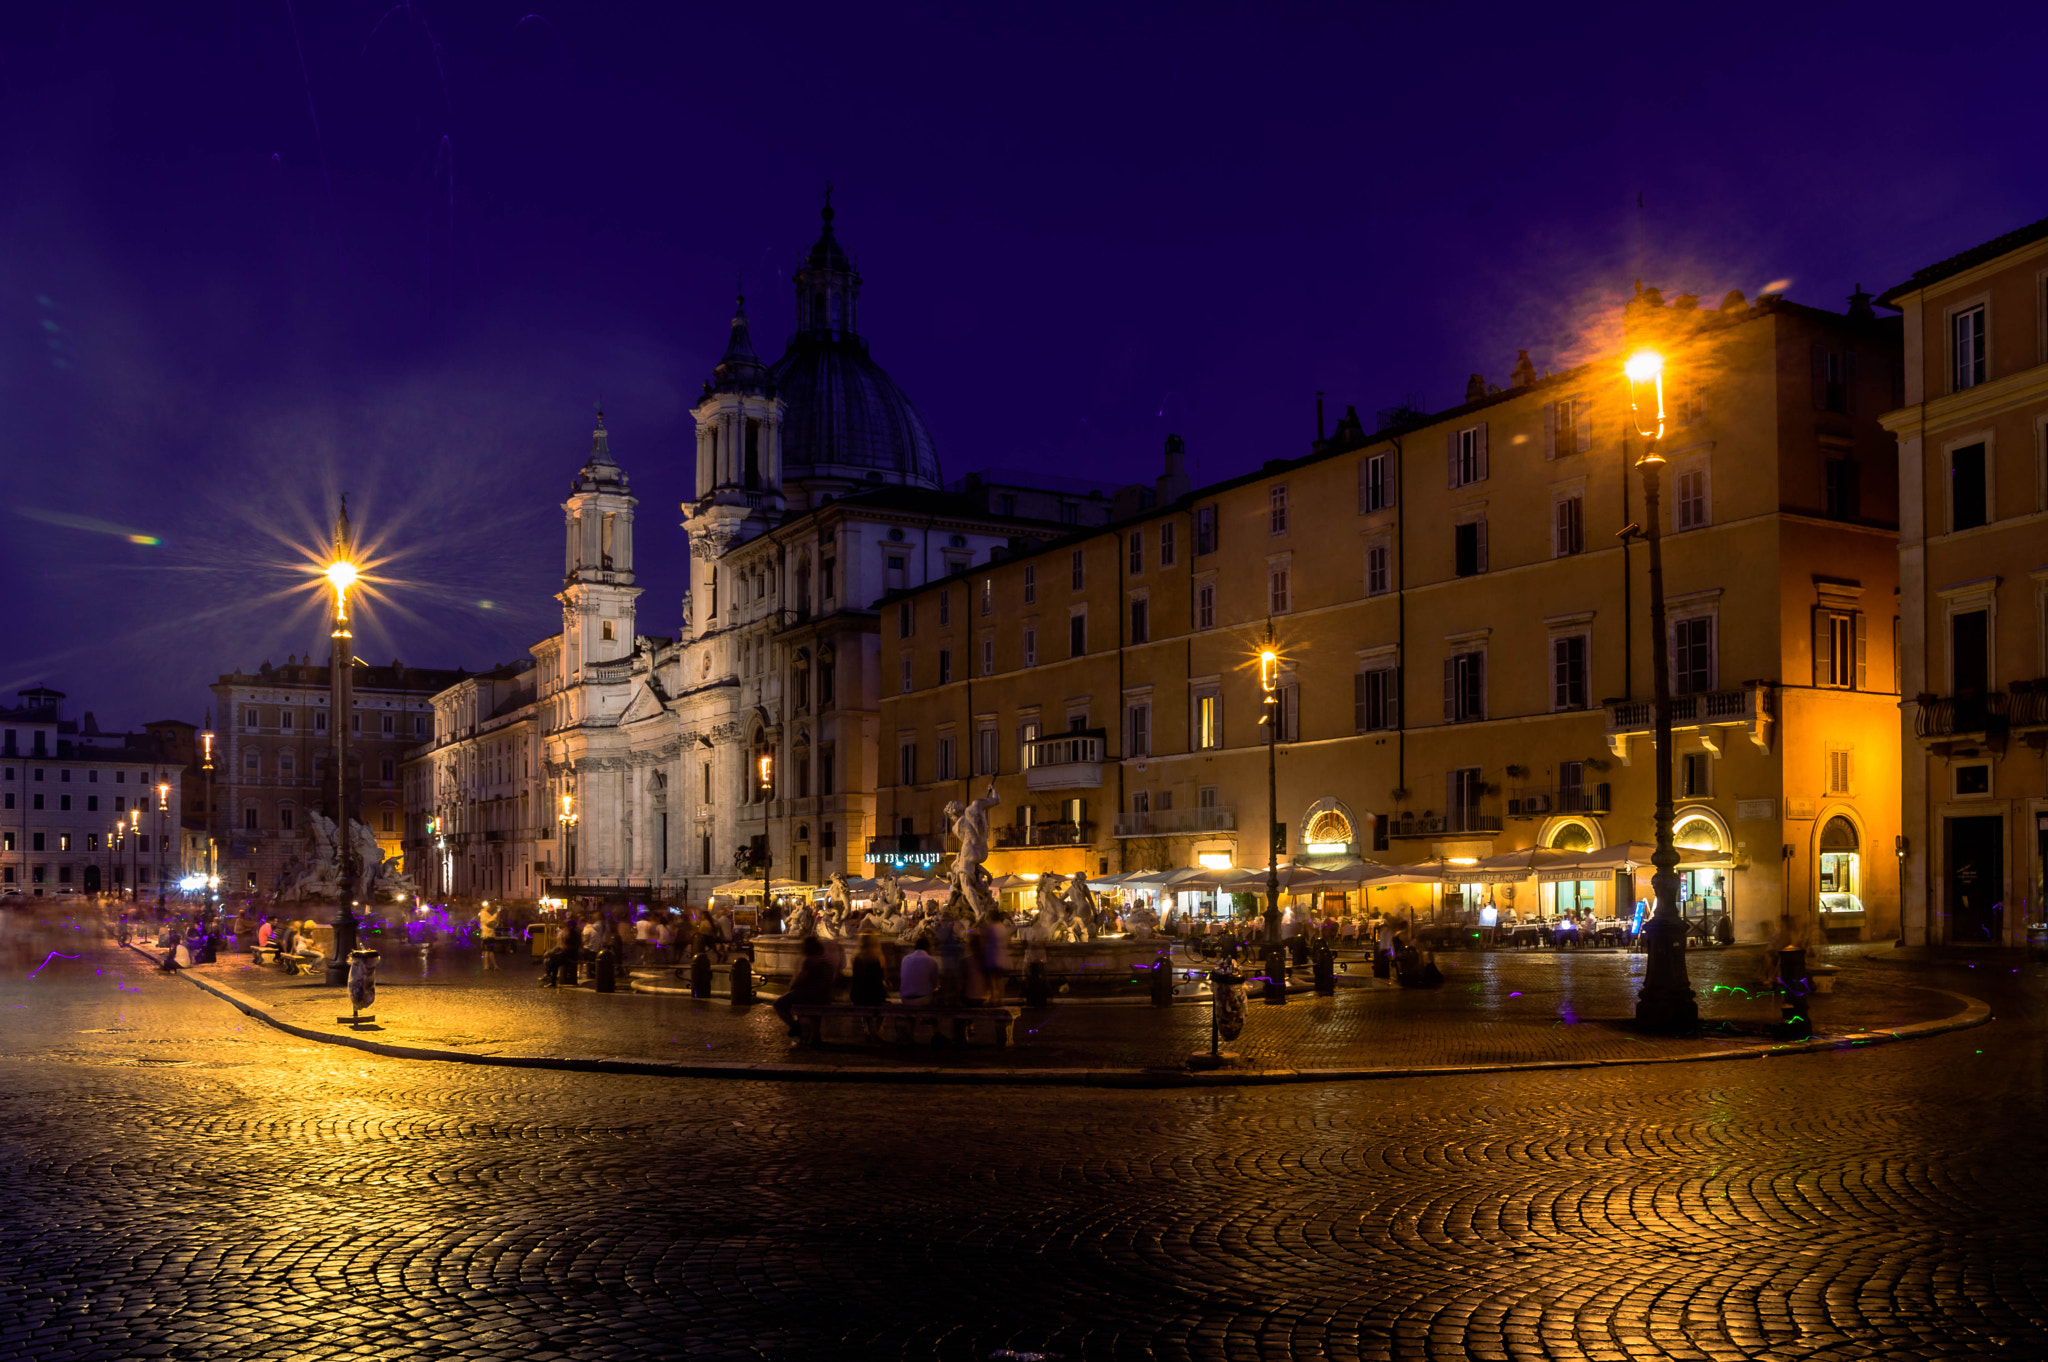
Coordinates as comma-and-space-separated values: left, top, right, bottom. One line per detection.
4, 2, 2045, 731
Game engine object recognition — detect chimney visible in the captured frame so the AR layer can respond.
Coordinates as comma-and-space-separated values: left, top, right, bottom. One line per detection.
1510, 350, 1537, 389
1846, 284, 1874, 320
1155, 433, 1191, 504
1464, 373, 1488, 404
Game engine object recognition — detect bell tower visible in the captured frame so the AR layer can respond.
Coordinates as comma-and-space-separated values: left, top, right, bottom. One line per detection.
683, 290, 785, 639
560, 411, 641, 680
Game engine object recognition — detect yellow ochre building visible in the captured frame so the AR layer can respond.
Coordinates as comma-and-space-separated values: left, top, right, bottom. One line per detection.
877, 289, 1903, 944
1881, 214, 2048, 947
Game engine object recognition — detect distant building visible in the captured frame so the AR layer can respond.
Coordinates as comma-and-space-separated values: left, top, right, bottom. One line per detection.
0, 688, 186, 899
403, 663, 541, 904
209, 658, 466, 895
1879, 214, 2048, 946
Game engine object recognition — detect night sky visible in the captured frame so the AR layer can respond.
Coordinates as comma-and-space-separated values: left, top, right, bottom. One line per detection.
4, 2, 2044, 732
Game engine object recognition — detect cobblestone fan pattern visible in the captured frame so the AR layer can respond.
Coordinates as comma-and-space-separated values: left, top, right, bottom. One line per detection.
177, 944, 1960, 1073
2, 936, 2043, 1360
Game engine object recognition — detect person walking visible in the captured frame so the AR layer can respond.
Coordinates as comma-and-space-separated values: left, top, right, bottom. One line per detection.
560, 913, 586, 985
982, 910, 1013, 1007
478, 902, 503, 971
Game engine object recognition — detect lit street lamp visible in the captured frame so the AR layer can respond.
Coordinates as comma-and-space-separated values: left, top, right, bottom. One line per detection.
325, 503, 362, 984
128, 808, 141, 906
156, 779, 169, 914
1258, 626, 1286, 1004
1624, 348, 1700, 1032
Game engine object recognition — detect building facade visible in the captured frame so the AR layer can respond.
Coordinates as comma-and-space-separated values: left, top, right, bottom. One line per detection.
877, 287, 1905, 943
404, 665, 542, 905
481, 203, 1096, 908
1, 688, 186, 899
1881, 214, 2048, 946
210, 659, 465, 894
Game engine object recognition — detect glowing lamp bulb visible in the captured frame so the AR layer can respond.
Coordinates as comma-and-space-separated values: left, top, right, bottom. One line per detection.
1623, 351, 1663, 383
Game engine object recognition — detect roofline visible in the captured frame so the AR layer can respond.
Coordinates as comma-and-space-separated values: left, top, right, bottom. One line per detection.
1875, 212, 2048, 306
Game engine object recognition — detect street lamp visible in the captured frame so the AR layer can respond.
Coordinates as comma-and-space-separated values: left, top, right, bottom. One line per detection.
1257, 625, 1286, 1003
200, 714, 217, 905
156, 779, 170, 914
558, 790, 578, 883
1624, 348, 1699, 1031
325, 503, 362, 984
128, 807, 141, 906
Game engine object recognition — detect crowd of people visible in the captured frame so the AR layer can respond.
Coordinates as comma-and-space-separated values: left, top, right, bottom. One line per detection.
769, 910, 1017, 1037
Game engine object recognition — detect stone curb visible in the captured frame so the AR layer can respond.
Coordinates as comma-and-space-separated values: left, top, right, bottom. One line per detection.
126, 943, 1993, 1089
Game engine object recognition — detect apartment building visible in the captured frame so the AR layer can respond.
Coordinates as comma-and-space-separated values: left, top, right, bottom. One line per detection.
1881, 214, 2048, 945
1, 688, 185, 898
403, 663, 543, 905
878, 287, 1903, 943
210, 657, 466, 893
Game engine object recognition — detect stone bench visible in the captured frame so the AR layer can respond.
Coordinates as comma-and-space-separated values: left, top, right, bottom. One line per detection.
281, 952, 322, 976
787, 1004, 1017, 1049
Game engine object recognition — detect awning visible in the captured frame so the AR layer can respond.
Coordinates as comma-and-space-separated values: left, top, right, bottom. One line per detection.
1465, 847, 1581, 883
709, 877, 815, 898
1357, 863, 1458, 887
1529, 842, 1739, 882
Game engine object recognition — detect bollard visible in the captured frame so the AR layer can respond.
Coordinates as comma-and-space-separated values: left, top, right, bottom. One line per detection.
730, 954, 754, 1006
1777, 946, 1811, 1040
1150, 953, 1174, 1007
1261, 944, 1288, 1005
594, 945, 618, 994
419, 940, 435, 977
690, 949, 713, 999
1311, 940, 1336, 996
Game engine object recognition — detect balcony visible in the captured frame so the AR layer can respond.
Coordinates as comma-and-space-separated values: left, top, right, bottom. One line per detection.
1112, 806, 1238, 838
1024, 729, 1106, 792
1386, 810, 1503, 840
1507, 785, 1610, 818
994, 820, 1095, 848
2011, 680, 2048, 734
1605, 682, 1772, 761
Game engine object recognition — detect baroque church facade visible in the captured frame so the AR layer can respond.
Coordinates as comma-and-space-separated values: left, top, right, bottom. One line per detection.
416, 202, 1084, 906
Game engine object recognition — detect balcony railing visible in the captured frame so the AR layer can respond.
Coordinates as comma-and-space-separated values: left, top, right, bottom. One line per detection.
865, 834, 946, 867
1914, 692, 2010, 740
1112, 806, 1237, 837
2011, 680, 2048, 730
1606, 682, 1773, 758
1024, 730, 1106, 791
1385, 810, 1502, 839
994, 820, 1095, 848
1506, 785, 1611, 817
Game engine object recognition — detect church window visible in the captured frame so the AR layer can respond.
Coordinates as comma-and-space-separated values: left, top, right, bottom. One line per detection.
822, 558, 836, 600
602, 620, 615, 641
819, 651, 836, 705
744, 420, 761, 489
601, 513, 616, 567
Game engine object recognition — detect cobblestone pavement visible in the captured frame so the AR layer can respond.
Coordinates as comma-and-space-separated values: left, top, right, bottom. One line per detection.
3, 929, 2043, 1360
163, 942, 1966, 1074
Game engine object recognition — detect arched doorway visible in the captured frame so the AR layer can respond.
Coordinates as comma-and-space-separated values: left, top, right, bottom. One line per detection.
1673, 809, 1731, 928
1818, 814, 1864, 932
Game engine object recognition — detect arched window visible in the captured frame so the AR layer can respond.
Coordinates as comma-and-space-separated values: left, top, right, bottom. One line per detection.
1819, 815, 1862, 917
1547, 822, 1594, 852
1674, 817, 1723, 854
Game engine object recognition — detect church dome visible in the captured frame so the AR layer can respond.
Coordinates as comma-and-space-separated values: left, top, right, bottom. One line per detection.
769, 341, 941, 488
764, 194, 942, 489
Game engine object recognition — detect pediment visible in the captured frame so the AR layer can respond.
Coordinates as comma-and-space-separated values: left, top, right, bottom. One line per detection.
618, 681, 670, 727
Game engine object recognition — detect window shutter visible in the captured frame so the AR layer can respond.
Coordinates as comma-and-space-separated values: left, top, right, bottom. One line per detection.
1853, 612, 1867, 690
1475, 423, 1489, 480
1812, 608, 1829, 686
1843, 351, 1858, 414
1358, 459, 1370, 513
1354, 672, 1366, 731
1575, 399, 1592, 452
1543, 403, 1557, 460
1447, 429, 1459, 487
1475, 518, 1488, 572
1810, 344, 1830, 410
1473, 651, 1485, 719
1385, 452, 1397, 507
1443, 657, 1456, 721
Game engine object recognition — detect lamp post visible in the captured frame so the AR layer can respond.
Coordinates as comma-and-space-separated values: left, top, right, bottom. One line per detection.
128, 808, 141, 908
325, 503, 362, 984
558, 789, 579, 889
1625, 349, 1700, 1031
200, 715, 217, 906
1257, 626, 1288, 1003
156, 779, 170, 914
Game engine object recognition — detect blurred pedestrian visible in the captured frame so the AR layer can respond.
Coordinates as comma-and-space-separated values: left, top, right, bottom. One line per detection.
899, 935, 938, 1006
982, 910, 1013, 1007
772, 936, 837, 1038
850, 931, 889, 1040
478, 902, 503, 971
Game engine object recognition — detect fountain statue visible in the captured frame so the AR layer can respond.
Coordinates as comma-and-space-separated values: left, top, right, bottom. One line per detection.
944, 781, 1001, 920
1061, 873, 1099, 942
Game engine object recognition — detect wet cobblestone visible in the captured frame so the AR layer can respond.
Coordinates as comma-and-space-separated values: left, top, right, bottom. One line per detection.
1, 939, 2042, 1360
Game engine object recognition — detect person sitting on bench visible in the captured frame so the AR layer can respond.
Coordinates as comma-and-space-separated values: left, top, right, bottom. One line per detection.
771, 936, 837, 1038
